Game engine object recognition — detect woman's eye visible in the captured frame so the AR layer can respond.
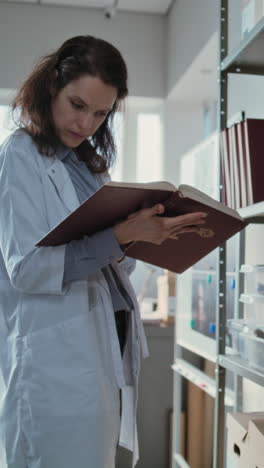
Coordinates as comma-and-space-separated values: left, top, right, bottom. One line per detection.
96, 112, 108, 118
71, 101, 83, 110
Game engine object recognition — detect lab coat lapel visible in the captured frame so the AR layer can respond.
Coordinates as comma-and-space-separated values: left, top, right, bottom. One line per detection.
46, 158, 80, 213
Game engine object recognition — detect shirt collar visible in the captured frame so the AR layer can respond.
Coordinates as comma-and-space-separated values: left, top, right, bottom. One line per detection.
56, 144, 73, 161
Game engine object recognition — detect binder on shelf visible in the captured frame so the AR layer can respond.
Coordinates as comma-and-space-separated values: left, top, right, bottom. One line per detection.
227, 126, 236, 209
221, 118, 264, 209
230, 125, 241, 209
220, 128, 231, 206
242, 119, 264, 206
236, 121, 248, 207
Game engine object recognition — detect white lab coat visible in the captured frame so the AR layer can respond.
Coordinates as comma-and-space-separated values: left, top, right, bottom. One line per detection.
0, 130, 148, 468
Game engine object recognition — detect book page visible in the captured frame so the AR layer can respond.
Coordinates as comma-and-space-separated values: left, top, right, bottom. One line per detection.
179, 184, 244, 220
107, 180, 177, 191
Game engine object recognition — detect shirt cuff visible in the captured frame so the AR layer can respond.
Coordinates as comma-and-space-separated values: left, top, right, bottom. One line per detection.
98, 228, 124, 261
63, 228, 124, 283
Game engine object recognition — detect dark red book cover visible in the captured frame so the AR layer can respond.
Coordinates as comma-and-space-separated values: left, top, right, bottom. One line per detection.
233, 124, 242, 209
37, 182, 247, 274
237, 121, 248, 208
220, 128, 233, 207
243, 119, 264, 205
228, 126, 236, 209
220, 129, 229, 205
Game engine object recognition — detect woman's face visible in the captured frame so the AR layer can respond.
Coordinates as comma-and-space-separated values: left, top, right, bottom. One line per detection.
51, 74, 118, 148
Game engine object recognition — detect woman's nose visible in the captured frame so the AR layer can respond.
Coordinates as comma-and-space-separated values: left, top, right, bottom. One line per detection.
78, 112, 95, 133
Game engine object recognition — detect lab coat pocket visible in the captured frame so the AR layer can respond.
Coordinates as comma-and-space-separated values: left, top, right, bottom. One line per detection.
27, 313, 98, 423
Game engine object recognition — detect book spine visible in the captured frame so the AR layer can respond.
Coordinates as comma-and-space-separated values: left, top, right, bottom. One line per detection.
236, 121, 248, 208
246, 119, 264, 204
227, 127, 235, 209
243, 120, 254, 205
220, 129, 231, 205
225, 129, 232, 207
233, 124, 242, 209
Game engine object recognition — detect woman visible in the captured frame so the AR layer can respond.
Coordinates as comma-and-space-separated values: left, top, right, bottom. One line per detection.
0, 35, 207, 468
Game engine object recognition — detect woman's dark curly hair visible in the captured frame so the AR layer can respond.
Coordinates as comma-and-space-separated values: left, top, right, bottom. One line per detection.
12, 35, 128, 172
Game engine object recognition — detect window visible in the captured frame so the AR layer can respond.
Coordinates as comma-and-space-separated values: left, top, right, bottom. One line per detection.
109, 111, 124, 181
0, 105, 13, 144
136, 113, 163, 182
0, 101, 164, 186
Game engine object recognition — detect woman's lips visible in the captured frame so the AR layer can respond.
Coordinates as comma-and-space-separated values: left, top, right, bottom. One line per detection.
68, 130, 85, 138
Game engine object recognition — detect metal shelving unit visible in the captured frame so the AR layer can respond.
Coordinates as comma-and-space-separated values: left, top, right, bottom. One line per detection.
238, 201, 264, 223
213, 2, 264, 464
172, 360, 234, 406
172, 2, 264, 467
221, 16, 264, 73
218, 355, 264, 387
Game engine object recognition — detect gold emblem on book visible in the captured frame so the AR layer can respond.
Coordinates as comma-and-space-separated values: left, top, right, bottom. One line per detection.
197, 227, 215, 238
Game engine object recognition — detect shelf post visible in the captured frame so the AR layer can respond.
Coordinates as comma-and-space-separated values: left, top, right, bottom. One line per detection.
172, 344, 184, 468
213, 1, 228, 467
233, 230, 245, 411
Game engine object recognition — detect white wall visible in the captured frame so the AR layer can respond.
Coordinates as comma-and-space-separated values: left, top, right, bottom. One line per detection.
163, 100, 204, 186
228, 74, 264, 119
163, 0, 218, 187
167, 0, 217, 95
228, 0, 244, 53
0, 3, 166, 98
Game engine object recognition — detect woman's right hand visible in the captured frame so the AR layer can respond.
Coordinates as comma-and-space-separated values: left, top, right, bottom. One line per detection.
112, 204, 208, 246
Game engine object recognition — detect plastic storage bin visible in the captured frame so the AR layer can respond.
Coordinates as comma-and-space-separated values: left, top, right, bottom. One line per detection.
227, 319, 248, 354
240, 264, 264, 295
240, 330, 264, 372
239, 293, 264, 328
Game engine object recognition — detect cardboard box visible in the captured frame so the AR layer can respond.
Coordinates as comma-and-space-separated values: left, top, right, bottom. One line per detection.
247, 419, 264, 467
226, 412, 264, 468
202, 360, 214, 467
241, 0, 264, 37
157, 270, 176, 324
186, 382, 205, 468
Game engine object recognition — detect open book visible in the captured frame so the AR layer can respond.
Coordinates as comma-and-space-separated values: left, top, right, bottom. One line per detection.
37, 181, 248, 273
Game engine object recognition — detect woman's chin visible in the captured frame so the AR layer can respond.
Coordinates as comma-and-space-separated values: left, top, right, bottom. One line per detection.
60, 132, 84, 148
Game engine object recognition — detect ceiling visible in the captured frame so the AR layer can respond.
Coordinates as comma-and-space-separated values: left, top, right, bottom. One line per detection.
5, 0, 174, 15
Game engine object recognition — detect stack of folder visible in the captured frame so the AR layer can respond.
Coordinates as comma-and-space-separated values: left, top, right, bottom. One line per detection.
220, 119, 264, 209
